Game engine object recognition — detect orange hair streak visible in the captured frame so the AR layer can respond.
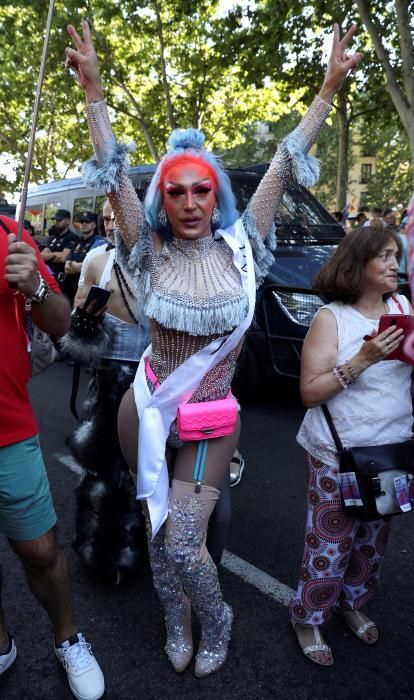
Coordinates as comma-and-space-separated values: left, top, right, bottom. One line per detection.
158, 154, 218, 192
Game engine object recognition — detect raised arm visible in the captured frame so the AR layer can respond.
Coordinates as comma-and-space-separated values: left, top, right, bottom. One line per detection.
65, 21, 143, 250
248, 24, 364, 240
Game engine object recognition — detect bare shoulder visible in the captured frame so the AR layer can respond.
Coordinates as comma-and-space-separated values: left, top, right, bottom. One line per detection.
302, 307, 338, 371
306, 307, 337, 342
88, 250, 110, 274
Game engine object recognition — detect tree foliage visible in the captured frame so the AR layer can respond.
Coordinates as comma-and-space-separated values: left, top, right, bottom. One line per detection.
0, 0, 290, 193
0, 0, 412, 209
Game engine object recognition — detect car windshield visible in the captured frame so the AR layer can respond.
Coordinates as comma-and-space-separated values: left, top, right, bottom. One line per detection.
131, 166, 344, 247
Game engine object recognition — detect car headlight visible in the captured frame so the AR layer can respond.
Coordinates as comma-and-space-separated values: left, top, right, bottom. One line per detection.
273, 290, 324, 326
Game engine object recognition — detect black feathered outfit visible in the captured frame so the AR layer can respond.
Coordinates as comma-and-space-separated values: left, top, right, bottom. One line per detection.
61, 292, 150, 583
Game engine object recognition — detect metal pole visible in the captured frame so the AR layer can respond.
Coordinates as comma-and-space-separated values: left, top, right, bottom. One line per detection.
17, 0, 55, 241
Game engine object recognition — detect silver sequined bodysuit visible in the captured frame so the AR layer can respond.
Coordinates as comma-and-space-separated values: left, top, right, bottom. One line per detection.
139, 232, 245, 445
149, 234, 244, 400
83, 96, 332, 440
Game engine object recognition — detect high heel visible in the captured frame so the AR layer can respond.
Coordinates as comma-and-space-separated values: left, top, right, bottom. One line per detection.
143, 512, 193, 673
194, 603, 233, 678
165, 596, 194, 673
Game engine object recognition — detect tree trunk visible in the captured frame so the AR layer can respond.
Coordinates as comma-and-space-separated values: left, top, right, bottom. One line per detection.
356, 0, 414, 183
336, 88, 349, 212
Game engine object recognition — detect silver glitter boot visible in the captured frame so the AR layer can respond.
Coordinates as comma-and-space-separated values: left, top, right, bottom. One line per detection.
144, 511, 194, 673
166, 479, 233, 678
195, 602, 233, 678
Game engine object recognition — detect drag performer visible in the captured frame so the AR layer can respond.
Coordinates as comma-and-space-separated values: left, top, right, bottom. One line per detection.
60, 208, 150, 583
65, 21, 362, 676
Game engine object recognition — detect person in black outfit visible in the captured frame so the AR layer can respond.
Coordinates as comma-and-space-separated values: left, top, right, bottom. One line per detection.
63, 211, 105, 304
41, 210, 79, 287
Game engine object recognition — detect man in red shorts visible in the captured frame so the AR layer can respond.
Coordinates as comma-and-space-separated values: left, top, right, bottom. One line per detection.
0, 216, 104, 700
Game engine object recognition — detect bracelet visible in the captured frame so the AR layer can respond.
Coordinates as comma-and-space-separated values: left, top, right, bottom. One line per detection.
24, 273, 49, 304
344, 360, 358, 383
333, 366, 348, 390
336, 364, 354, 387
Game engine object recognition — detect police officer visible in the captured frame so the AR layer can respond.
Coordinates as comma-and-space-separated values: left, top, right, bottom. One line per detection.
63, 211, 105, 303
40, 209, 79, 287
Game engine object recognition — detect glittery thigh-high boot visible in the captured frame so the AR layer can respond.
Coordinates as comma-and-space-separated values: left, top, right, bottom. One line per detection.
143, 506, 193, 672
165, 479, 233, 678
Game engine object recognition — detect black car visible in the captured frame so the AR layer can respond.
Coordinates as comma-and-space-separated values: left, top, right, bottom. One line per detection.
130, 164, 345, 401
0, 198, 16, 218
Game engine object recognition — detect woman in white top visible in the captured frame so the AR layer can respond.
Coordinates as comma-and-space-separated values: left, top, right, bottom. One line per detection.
290, 226, 413, 666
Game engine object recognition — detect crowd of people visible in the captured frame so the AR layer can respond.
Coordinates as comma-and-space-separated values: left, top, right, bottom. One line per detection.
2, 16, 414, 700
333, 207, 410, 277
334, 207, 407, 232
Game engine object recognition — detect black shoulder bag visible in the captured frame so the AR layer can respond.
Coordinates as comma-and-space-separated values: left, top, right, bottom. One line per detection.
322, 404, 414, 520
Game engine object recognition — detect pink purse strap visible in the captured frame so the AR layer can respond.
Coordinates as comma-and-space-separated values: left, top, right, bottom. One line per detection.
145, 357, 233, 401
392, 295, 404, 314
145, 358, 161, 389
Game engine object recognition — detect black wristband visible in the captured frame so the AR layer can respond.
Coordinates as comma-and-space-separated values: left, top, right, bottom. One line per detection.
71, 306, 102, 338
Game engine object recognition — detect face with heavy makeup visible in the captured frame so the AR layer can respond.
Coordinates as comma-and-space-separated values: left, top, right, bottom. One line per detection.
161, 162, 217, 240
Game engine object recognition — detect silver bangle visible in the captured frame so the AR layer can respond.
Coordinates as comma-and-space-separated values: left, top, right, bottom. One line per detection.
25, 273, 49, 304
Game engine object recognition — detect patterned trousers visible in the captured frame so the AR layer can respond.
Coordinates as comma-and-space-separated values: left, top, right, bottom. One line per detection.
289, 452, 391, 626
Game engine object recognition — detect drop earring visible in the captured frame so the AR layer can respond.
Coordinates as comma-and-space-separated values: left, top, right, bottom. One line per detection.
211, 207, 220, 225
158, 208, 168, 226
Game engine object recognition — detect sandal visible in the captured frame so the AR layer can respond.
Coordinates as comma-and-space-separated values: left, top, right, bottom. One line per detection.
338, 609, 378, 645
291, 619, 333, 667
229, 454, 245, 487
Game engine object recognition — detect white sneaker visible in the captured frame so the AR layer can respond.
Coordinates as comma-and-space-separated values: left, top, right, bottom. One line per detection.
55, 633, 105, 700
0, 634, 17, 675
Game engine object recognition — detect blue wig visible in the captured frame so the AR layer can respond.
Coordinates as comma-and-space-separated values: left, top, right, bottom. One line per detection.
144, 128, 239, 237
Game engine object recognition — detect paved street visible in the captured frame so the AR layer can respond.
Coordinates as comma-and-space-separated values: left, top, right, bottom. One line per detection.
1, 361, 414, 699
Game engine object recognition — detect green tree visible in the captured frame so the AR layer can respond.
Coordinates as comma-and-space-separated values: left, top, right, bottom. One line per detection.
0, 0, 290, 192
355, 0, 414, 183
222, 0, 391, 210
359, 114, 413, 209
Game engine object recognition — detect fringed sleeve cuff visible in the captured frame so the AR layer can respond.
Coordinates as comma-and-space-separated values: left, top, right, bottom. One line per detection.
114, 222, 154, 276
81, 141, 136, 194
241, 209, 277, 288
278, 95, 332, 188
278, 137, 321, 188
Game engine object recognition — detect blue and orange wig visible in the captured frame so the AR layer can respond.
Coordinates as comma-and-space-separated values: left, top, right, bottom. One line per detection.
144, 128, 238, 236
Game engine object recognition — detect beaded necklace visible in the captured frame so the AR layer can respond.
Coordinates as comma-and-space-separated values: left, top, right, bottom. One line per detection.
113, 260, 139, 325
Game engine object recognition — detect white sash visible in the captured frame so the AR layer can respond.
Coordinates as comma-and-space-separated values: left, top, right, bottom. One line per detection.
98, 248, 115, 288
133, 218, 256, 537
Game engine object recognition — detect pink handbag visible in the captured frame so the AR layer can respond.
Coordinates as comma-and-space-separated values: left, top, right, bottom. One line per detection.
177, 392, 238, 441
145, 358, 238, 441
